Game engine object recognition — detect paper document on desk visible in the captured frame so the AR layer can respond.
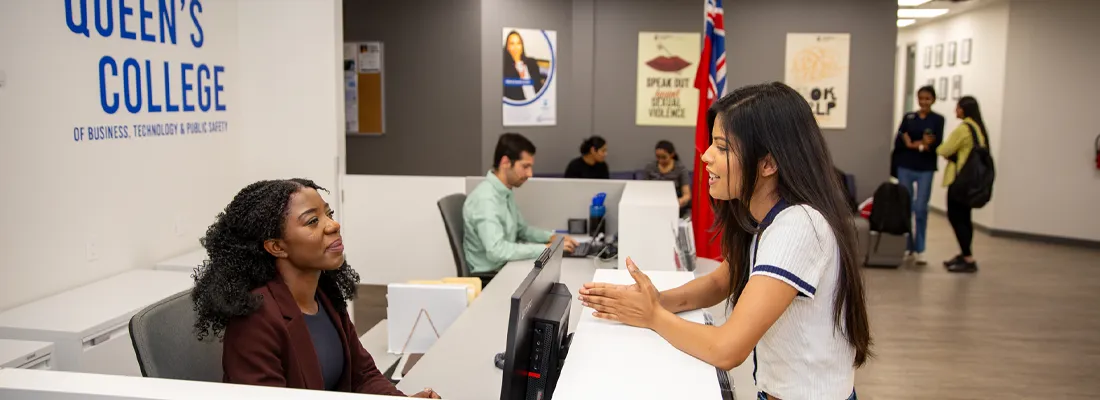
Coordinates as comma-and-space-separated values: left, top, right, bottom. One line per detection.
386, 284, 468, 354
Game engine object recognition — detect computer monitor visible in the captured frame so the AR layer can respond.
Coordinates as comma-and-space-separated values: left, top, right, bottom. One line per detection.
499, 237, 566, 400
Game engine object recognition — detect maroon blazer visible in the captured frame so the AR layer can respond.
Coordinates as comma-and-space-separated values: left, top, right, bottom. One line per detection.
222, 277, 404, 396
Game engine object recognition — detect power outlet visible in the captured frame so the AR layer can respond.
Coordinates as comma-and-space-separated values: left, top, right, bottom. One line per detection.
86, 241, 99, 262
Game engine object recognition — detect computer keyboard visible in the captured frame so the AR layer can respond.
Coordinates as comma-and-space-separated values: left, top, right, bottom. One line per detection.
565, 242, 595, 258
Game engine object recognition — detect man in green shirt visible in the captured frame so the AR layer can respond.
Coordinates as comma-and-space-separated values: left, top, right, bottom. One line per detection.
463, 133, 578, 274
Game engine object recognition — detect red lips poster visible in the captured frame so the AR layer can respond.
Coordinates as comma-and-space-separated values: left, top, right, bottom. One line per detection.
636, 32, 701, 127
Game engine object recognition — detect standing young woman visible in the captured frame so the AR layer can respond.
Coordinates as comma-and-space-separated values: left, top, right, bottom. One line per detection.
578, 83, 871, 399
937, 96, 988, 273
893, 85, 945, 265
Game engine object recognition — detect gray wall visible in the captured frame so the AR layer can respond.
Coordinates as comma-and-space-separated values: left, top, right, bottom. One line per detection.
344, 0, 482, 176
724, 0, 898, 200
350, 0, 897, 198
480, 0, 699, 176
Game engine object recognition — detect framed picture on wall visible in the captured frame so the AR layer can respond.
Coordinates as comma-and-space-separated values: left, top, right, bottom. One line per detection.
927, 78, 935, 89
924, 46, 932, 69
935, 44, 944, 67
961, 38, 972, 64
938, 77, 949, 100
951, 75, 963, 99
947, 41, 957, 66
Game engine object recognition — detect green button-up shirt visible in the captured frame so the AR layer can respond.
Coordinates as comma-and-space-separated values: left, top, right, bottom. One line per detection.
463, 171, 553, 274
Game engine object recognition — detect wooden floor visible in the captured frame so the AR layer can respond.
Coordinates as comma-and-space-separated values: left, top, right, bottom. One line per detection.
854, 214, 1100, 399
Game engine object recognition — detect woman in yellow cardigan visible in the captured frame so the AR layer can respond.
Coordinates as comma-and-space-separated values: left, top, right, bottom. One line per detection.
936, 96, 987, 273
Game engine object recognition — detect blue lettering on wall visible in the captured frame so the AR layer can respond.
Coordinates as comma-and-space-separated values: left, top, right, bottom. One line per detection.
214, 65, 225, 111
180, 62, 194, 112
65, 0, 90, 37
69, 0, 227, 144
163, 61, 180, 112
99, 56, 119, 114
123, 58, 142, 113
158, 0, 176, 44
95, 0, 114, 37
144, 60, 163, 112
139, 0, 155, 42
189, 0, 204, 48
119, 0, 136, 40
197, 64, 211, 112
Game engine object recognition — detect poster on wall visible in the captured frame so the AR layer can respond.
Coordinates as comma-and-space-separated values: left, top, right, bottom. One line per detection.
502, 28, 557, 126
635, 32, 701, 126
784, 33, 850, 130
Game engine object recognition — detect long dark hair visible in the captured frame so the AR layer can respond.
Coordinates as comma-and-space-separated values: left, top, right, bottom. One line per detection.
191, 179, 360, 341
709, 82, 871, 366
503, 30, 526, 66
656, 140, 679, 161
957, 96, 989, 146
580, 136, 607, 155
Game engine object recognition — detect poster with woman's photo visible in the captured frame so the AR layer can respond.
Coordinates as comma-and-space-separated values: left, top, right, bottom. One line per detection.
502, 28, 557, 126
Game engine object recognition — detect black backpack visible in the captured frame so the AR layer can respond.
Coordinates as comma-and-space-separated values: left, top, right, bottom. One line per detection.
868, 181, 912, 235
948, 123, 995, 208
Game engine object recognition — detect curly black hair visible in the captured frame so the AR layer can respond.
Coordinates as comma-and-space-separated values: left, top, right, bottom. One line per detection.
191, 178, 360, 341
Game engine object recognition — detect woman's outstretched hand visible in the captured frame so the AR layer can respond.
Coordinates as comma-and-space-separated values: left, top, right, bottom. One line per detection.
578, 257, 661, 329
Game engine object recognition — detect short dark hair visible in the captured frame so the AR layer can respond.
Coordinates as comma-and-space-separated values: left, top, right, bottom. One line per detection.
655, 140, 679, 161
493, 132, 536, 169
579, 136, 607, 155
917, 85, 936, 99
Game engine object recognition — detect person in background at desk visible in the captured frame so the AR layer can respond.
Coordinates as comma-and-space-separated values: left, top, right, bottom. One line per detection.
465, 133, 578, 275
578, 83, 871, 400
892, 85, 945, 265
564, 135, 609, 179
643, 140, 692, 217
191, 178, 440, 398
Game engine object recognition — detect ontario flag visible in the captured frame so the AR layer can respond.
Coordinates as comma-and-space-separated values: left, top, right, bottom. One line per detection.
691, 0, 727, 261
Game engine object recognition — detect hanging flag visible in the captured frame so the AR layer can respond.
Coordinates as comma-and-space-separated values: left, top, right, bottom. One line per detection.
691, 0, 727, 261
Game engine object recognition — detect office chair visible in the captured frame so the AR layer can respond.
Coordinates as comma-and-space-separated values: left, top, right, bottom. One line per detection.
129, 289, 223, 382
437, 193, 496, 286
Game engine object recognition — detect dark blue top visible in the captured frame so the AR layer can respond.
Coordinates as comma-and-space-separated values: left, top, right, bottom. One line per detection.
893, 111, 945, 172
304, 299, 345, 391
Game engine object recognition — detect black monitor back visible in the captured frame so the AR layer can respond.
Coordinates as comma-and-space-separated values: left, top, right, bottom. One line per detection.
500, 237, 564, 400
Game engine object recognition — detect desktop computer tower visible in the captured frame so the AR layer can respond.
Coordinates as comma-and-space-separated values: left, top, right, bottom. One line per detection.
525, 283, 572, 400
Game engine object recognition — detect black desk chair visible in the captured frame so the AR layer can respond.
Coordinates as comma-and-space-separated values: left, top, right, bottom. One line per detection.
437, 193, 495, 287
129, 289, 223, 382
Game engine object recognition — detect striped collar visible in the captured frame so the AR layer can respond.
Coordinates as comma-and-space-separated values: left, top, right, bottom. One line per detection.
754, 198, 790, 230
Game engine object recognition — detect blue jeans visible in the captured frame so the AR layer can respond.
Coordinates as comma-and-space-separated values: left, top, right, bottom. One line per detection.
896, 167, 933, 253
758, 390, 857, 400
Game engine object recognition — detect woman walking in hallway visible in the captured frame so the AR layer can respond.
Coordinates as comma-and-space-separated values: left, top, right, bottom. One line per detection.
937, 96, 988, 273
892, 85, 944, 265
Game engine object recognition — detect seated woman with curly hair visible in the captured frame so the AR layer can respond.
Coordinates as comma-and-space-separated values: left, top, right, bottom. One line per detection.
191, 178, 439, 398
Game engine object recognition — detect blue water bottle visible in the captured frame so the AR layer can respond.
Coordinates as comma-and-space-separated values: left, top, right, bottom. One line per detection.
589, 192, 607, 236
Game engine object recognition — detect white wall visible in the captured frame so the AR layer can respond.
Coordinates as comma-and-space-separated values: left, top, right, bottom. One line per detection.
997, 0, 1100, 242
894, 2, 1009, 228
0, 0, 343, 310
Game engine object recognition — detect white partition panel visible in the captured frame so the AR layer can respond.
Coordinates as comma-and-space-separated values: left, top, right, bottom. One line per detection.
342, 175, 466, 284
617, 181, 680, 271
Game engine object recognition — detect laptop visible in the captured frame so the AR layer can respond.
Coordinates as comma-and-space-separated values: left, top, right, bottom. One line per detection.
564, 217, 606, 258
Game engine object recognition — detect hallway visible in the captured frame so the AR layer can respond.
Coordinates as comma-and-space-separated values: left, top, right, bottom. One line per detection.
856, 214, 1100, 399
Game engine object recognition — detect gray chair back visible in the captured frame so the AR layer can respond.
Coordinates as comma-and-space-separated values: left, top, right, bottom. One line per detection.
129, 289, 223, 382
437, 193, 469, 277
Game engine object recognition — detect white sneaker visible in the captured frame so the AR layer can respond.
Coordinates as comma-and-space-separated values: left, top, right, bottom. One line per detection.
914, 252, 927, 265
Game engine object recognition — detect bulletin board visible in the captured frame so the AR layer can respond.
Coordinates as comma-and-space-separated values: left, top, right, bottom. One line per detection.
344, 42, 385, 135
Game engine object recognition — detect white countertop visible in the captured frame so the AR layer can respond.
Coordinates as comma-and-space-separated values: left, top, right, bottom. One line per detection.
0, 368, 399, 400
0, 339, 52, 367
0, 270, 193, 335
553, 269, 723, 400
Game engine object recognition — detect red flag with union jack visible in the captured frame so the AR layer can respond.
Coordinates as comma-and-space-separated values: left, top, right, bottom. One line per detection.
691, 0, 727, 261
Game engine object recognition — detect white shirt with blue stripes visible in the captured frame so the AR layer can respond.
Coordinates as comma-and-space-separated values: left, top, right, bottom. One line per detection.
749, 203, 856, 400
